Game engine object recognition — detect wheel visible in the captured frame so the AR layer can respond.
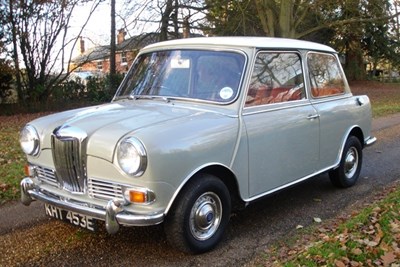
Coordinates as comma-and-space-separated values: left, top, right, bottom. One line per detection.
164, 174, 231, 254
329, 136, 363, 188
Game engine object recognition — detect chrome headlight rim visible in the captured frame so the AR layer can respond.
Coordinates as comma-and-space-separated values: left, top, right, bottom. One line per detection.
20, 125, 40, 156
116, 136, 147, 177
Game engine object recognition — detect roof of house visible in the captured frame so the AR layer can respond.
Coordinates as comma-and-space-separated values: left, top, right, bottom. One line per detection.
71, 33, 159, 64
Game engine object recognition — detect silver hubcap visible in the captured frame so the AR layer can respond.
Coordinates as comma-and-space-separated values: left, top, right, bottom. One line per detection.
189, 192, 222, 241
344, 147, 358, 179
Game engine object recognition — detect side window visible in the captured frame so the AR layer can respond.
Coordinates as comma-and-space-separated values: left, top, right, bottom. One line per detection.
246, 52, 305, 107
308, 53, 346, 98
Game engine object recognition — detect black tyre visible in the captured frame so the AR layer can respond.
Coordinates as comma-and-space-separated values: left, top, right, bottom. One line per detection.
164, 174, 231, 254
329, 136, 363, 188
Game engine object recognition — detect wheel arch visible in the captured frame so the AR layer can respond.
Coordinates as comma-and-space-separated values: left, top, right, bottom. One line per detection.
199, 165, 245, 211
333, 125, 364, 170
329, 133, 363, 188
165, 164, 245, 216
348, 126, 365, 148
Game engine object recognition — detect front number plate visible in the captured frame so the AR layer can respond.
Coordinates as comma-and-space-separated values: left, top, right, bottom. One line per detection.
45, 203, 96, 231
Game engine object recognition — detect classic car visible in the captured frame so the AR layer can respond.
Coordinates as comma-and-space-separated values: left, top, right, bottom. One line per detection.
20, 37, 376, 253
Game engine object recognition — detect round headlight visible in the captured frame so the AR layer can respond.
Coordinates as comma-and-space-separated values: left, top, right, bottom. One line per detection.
20, 125, 40, 156
117, 137, 147, 176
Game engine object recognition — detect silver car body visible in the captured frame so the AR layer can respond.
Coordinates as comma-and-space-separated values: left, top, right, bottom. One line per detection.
20, 37, 375, 234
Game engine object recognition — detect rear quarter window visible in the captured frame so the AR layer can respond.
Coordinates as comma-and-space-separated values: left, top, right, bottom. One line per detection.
307, 52, 346, 98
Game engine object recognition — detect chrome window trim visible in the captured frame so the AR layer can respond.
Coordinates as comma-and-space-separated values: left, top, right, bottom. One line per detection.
242, 50, 307, 110
242, 100, 311, 116
113, 48, 249, 106
306, 51, 349, 99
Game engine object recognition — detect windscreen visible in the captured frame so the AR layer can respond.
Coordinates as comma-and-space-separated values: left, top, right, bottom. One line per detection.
114, 49, 245, 103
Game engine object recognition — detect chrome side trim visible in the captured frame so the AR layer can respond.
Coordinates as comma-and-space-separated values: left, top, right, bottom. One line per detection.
242, 134, 376, 203
243, 165, 337, 203
20, 178, 164, 232
242, 100, 311, 116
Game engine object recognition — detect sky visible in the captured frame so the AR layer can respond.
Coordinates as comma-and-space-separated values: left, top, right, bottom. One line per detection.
68, 1, 159, 58
59, 0, 201, 70
68, 1, 115, 57
50, 0, 160, 71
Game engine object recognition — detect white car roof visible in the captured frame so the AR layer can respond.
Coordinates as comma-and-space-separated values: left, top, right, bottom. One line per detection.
144, 36, 337, 53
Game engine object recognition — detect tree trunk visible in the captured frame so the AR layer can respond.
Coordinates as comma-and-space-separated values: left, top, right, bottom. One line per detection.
110, 0, 116, 93
344, 41, 366, 81
9, 0, 24, 104
255, 0, 276, 36
159, 0, 174, 41
279, 0, 294, 38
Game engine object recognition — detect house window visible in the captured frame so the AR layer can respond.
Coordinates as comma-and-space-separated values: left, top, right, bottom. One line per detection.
121, 52, 127, 65
97, 61, 103, 70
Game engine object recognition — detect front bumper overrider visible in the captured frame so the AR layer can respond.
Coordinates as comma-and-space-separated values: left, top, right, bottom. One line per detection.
20, 177, 164, 234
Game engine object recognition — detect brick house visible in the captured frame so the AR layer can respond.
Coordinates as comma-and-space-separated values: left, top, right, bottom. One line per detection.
69, 30, 158, 76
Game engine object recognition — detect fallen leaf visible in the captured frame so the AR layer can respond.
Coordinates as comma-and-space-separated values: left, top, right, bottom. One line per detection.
374, 223, 384, 244
391, 241, 399, 252
350, 261, 361, 267
365, 240, 379, 247
335, 260, 346, 267
351, 248, 363, 255
363, 229, 375, 235
390, 221, 400, 233
314, 217, 322, 223
0, 183, 10, 192
319, 234, 330, 241
318, 227, 329, 233
355, 239, 365, 245
341, 257, 350, 264
370, 216, 378, 223
381, 251, 396, 266
296, 225, 303, 229
373, 207, 382, 212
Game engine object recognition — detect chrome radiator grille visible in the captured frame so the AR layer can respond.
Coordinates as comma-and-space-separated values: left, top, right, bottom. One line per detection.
51, 126, 87, 193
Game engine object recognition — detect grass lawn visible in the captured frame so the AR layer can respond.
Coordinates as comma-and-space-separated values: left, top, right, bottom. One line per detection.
0, 113, 51, 204
350, 81, 400, 117
252, 182, 400, 266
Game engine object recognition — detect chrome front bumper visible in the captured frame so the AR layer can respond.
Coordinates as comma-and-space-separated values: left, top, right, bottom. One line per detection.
21, 177, 164, 234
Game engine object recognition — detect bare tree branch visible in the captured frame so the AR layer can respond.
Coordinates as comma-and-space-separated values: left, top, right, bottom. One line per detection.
296, 11, 400, 39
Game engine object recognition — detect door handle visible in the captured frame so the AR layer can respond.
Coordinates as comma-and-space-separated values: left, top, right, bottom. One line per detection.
307, 114, 320, 120
357, 97, 365, 106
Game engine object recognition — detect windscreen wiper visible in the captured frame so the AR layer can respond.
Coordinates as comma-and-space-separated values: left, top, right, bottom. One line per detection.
128, 94, 172, 103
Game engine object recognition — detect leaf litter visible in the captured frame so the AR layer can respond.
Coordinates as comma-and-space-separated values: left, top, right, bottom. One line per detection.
250, 181, 400, 266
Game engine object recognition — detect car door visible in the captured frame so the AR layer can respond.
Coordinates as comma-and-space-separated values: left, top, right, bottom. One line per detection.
243, 51, 320, 197
307, 52, 356, 169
